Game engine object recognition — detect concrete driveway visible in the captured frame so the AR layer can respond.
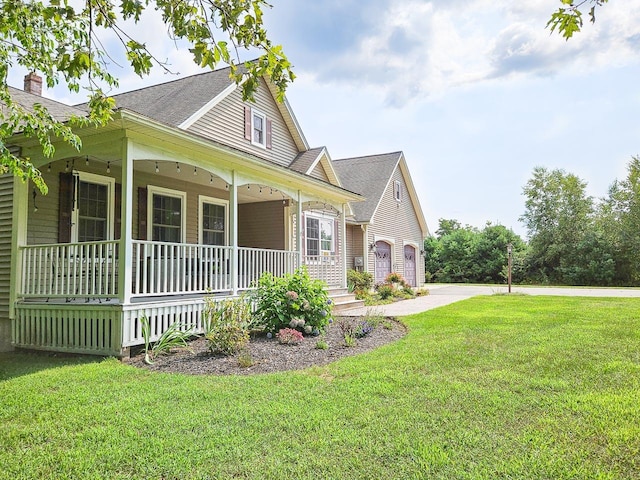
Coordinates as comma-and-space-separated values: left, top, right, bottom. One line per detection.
341, 284, 640, 317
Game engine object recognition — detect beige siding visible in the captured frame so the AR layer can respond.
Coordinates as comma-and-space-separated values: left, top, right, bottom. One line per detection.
0, 174, 12, 351
27, 161, 230, 245
345, 224, 364, 271
187, 78, 299, 167
309, 163, 330, 182
239, 201, 284, 249
366, 166, 425, 286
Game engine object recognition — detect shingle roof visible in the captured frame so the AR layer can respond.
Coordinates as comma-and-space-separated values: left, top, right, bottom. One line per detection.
289, 147, 325, 174
77, 67, 236, 127
333, 152, 402, 222
7, 86, 87, 122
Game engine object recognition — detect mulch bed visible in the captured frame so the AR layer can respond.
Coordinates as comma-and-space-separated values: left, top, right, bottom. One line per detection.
125, 316, 406, 375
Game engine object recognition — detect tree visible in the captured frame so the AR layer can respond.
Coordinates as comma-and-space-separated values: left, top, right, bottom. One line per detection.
599, 156, 640, 285
0, 0, 294, 193
547, 0, 609, 39
520, 167, 595, 284
424, 219, 526, 284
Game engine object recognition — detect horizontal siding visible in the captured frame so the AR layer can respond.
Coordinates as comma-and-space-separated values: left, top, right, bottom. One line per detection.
346, 224, 364, 271
134, 171, 229, 244
187, 78, 299, 167
26, 161, 293, 249
366, 166, 425, 285
309, 163, 330, 182
239, 201, 284, 250
0, 174, 13, 350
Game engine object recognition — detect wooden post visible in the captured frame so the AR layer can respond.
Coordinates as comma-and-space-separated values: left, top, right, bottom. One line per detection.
119, 137, 134, 304
230, 171, 238, 295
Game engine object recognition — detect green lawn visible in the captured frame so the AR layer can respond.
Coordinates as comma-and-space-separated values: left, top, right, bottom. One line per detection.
1, 296, 639, 479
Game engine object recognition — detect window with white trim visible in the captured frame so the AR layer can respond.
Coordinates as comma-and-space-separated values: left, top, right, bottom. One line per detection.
73, 172, 115, 242
394, 180, 402, 202
199, 196, 228, 246
252, 109, 266, 148
306, 216, 333, 256
148, 186, 186, 243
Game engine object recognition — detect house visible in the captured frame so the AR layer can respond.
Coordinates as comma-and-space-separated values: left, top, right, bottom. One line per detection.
1, 67, 429, 357
333, 152, 429, 286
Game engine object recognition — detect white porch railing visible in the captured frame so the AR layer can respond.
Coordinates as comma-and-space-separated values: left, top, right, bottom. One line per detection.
20, 241, 119, 299
238, 247, 299, 290
302, 255, 343, 287
19, 241, 340, 300
132, 241, 233, 296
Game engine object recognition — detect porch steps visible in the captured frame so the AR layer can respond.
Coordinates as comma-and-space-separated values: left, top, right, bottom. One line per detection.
328, 288, 365, 313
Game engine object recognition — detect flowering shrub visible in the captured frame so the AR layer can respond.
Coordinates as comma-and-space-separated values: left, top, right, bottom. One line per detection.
375, 283, 394, 300
276, 328, 304, 345
251, 267, 333, 334
355, 320, 374, 338
202, 296, 252, 355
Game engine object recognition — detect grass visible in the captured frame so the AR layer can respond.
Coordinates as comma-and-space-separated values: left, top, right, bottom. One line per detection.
1, 296, 639, 479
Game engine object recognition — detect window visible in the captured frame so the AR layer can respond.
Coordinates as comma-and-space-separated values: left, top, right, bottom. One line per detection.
244, 106, 271, 149
199, 196, 228, 245
306, 216, 333, 256
148, 186, 186, 243
252, 109, 266, 148
72, 172, 114, 243
394, 180, 402, 202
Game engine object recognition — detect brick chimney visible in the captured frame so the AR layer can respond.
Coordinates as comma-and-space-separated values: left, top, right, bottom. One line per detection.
24, 72, 43, 96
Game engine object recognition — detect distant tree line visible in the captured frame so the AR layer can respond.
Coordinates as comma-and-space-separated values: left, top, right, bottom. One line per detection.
425, 157, 640, 286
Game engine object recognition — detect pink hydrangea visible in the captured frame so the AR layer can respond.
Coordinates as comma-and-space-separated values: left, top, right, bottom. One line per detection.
285, 290, 299, 301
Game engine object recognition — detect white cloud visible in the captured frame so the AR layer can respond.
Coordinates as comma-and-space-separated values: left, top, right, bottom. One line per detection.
291, 0, 640, 105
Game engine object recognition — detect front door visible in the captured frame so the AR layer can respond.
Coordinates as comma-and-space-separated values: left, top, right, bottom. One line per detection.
375, 241, 391, 284
404, 245, 416, 286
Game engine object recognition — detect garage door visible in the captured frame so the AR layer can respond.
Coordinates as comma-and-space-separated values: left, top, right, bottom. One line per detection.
404, 245, 416, 286
375, 241, 392, 284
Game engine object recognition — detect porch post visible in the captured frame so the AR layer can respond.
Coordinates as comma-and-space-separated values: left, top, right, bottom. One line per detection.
341, 203, 348, 288
118, 137, 134, 304
230, 171, 238, 295
9, 178, 28, 322
296, 190, 302, 269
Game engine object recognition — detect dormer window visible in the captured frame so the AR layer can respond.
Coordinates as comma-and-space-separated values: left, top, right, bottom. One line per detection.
244, 106, 272, 149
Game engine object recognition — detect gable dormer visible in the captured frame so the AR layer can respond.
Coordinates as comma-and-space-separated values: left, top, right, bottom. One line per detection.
183, 77, 306, 168
289, 147, 342, 187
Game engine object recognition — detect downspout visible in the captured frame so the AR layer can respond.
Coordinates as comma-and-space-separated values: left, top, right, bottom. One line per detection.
341, 203, 347, 288
296, 190, 302, 270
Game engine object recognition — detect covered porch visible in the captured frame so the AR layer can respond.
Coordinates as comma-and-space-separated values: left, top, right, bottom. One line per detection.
10, 111, 360, 356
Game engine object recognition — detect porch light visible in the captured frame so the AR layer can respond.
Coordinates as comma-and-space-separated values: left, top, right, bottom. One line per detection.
32, 188, 38, 213
209, 173, 214, 184
85, 156, 89, 166
47, 163, 51, 173
106, 161, 111, 174
193, 166, 197, 176
155, 162, 159, 173
176, 162, 180, 173
369, 243, 377, 253
65, 160, 69, 172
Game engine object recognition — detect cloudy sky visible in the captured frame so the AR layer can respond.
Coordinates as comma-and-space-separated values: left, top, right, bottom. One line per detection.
10, 0, 640, 237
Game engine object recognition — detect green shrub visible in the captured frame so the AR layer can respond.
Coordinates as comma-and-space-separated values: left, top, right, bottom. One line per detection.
140, 315, 193, 365
376, 283, 394, 300
347, 270, 373, 296
250, 267, 332, 334
203, 297, 252, 355
385, 272, 406, 285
